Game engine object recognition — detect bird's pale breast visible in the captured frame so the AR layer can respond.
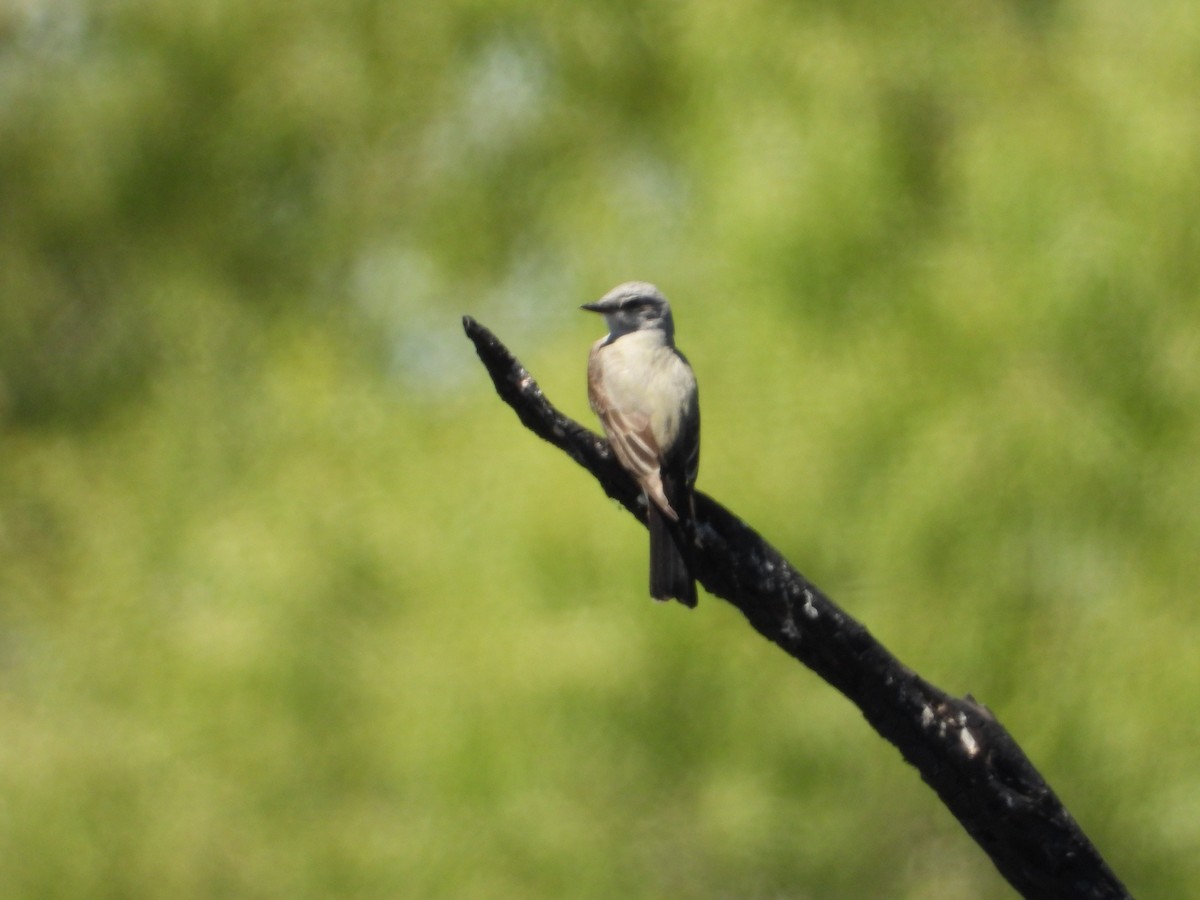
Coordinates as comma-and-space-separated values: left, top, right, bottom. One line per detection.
595, 331, 695, 450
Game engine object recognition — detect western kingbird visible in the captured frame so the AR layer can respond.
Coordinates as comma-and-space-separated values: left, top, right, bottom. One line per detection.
582, 282, 700, 607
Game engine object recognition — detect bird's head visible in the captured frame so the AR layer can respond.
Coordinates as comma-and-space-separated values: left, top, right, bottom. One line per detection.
581, 282, 675, 343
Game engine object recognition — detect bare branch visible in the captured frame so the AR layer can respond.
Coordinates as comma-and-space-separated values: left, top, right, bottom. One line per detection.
463, 315, 1130, 900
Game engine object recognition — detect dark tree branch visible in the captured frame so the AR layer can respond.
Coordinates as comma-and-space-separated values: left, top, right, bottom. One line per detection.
463, 316, 1130, 900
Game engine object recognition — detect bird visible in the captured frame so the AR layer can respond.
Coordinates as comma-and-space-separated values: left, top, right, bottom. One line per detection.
582, 282, 700, 607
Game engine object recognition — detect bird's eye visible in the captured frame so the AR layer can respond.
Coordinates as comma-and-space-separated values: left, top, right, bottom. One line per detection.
621, 298, 649, 312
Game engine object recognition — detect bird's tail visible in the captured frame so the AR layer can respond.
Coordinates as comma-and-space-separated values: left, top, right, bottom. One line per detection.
648, 503, 697, 608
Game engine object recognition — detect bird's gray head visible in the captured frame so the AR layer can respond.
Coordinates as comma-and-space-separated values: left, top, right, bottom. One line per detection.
581, 281, 675, 343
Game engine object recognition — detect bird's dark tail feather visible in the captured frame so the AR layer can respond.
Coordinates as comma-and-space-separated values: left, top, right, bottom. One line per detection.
648, 504, 697, 608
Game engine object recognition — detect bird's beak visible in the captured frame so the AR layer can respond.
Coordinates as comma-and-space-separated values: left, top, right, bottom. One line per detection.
580, 302, 605, 313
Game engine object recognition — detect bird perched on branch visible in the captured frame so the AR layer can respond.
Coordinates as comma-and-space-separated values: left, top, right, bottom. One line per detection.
582, 282, 700, 607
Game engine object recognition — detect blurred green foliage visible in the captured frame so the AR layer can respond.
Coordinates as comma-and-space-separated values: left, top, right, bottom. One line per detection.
2, 0, 1199, 896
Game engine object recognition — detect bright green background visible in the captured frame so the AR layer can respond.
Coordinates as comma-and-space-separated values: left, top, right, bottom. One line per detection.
2, 1, 1198, 897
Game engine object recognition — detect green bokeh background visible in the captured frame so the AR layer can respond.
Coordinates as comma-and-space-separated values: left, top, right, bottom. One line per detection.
2, 1, 1198, 896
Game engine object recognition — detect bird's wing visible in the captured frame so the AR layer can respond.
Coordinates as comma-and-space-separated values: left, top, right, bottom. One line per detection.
656, 349, 699, 525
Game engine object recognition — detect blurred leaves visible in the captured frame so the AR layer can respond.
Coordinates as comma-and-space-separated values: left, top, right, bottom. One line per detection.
2, 0, 1200, 897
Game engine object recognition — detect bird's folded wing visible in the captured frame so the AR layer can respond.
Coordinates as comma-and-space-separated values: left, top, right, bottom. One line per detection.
588, 367, 676, 520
